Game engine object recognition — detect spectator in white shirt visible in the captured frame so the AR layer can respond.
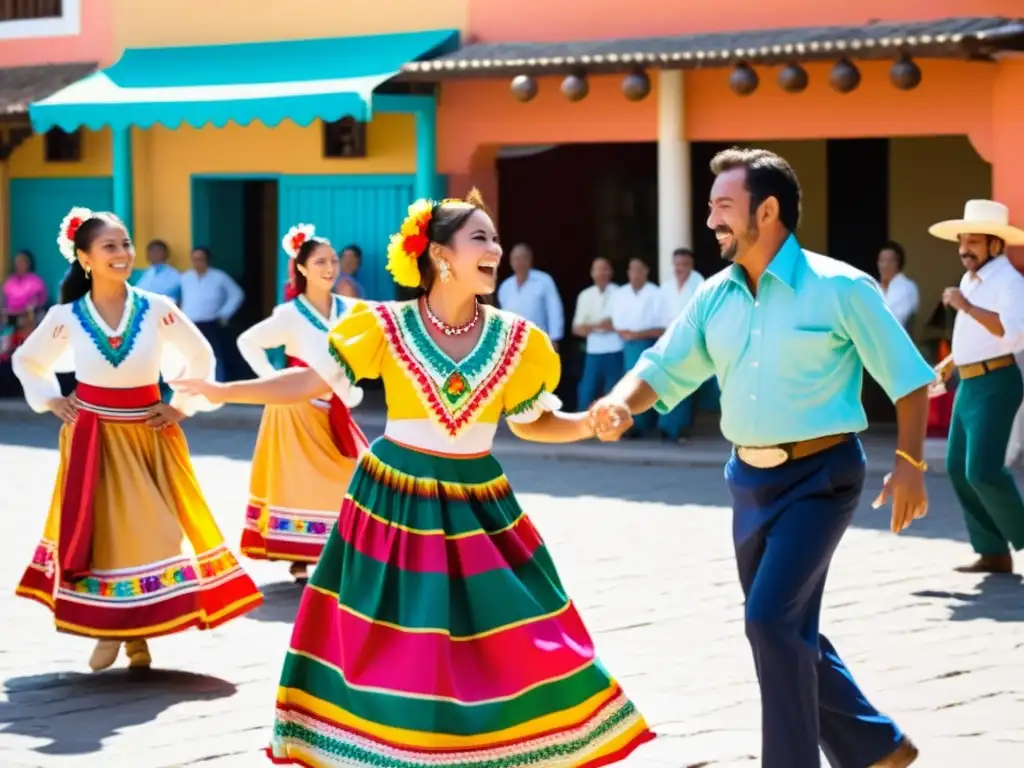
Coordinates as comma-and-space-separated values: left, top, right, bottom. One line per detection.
134, 240, 182, 304
572, 256, 622, 409
180, 246, 245, 382
610, 257, 664, 436
657, 248, 710, 441
876, 240, 920, 330
927, 199, 1024, 574
497, 244, 564, 346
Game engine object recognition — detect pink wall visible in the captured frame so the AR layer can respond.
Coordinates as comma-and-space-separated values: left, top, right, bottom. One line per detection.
467, 0, 1024, 43
0, 0, 115, 67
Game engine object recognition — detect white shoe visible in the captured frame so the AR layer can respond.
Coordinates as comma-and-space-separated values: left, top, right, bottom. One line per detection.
89, 640, 121, 671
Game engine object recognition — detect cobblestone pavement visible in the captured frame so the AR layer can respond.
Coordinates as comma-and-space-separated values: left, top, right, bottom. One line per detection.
1, 421, 1023, 767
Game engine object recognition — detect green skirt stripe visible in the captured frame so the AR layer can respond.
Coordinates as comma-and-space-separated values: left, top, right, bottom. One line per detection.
273, 700, 640, 768
369, 438, 506, 487
307, 534, 569, 636
279, 651, 616, 735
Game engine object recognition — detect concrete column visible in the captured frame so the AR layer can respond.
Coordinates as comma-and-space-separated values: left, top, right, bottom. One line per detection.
657, 69, 691, 284
112, 126, 133, 233
414, 100, 438, 201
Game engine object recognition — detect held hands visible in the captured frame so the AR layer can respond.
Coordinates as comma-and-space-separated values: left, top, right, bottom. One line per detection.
146, 403, 185, 430
872, 457, 928, 533
587, 396, 634, 442
169, 378, 226, 404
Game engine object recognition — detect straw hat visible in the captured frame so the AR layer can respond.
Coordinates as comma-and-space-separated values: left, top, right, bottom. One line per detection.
928, 199, 1024, 245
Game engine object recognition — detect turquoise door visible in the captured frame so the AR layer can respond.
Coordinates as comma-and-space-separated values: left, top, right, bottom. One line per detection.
10, 177, 114, 303
277, 175, 416, 302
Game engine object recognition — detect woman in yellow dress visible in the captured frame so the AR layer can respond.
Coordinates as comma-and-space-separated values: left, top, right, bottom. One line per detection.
173, 191, 653, 768
13, 207, 263, 672
236, 224, 367, 582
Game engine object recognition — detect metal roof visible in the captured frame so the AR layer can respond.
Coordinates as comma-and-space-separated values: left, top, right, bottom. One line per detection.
0, 62, 97, 118
401, 16, 1024, 79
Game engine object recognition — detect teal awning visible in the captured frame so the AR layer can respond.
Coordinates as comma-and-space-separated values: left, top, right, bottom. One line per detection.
29, 29, 458, 133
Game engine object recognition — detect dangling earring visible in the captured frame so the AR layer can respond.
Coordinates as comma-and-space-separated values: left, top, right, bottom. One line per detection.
438, 261, 451, 283
83, 265, 91, 279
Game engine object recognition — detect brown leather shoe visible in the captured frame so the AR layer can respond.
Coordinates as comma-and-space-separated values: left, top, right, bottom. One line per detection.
870, 737, 918, 767
955, 554, 1013, 574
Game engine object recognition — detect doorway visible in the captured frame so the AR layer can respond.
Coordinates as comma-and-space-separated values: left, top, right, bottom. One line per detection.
191, 176, 279, 379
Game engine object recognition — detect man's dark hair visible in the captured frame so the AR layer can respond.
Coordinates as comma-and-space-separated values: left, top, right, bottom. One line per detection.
880, 240, 906, 271
147, 239, 169, 253
709, 147, 802, 232
986, 235, 1006, 254
672, 247, 694, 259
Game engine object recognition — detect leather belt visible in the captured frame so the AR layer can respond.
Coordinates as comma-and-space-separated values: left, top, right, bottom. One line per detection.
957, 354, 1015, 380
736, 434, 850, 469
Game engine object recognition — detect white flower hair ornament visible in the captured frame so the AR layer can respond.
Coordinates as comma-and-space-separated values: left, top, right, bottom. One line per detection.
57, 206, 95, 263
282, 223, 327, 260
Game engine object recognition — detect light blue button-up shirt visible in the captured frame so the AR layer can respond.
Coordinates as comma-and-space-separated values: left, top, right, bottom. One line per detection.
497, 269, 565, 341
135, 264, 182, 304
633, 235, 936, 447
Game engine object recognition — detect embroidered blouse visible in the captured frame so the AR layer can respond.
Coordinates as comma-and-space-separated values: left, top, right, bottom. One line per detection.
236, 293, 362, 407
12, 287, 219, 416
307, 300, 562, 454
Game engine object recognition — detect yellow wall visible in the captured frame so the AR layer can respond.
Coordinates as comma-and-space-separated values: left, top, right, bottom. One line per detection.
133, 114, 418, 266
8, 129, 112, 179
113, 0, 469, 48
754, 140, 828, 254
888, 136, 991, 339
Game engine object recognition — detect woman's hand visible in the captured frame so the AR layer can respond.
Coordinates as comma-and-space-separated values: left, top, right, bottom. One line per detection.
146, 403, 185, 430
169, 378, 226, 403
48, 395, 79, 425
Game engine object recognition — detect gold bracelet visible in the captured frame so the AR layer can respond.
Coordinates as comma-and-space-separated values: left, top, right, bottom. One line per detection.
895, 449, 928, 472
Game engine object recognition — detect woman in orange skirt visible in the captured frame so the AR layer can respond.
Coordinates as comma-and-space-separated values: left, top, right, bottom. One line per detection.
12, 207, 262, 672
236, 224, 367, 582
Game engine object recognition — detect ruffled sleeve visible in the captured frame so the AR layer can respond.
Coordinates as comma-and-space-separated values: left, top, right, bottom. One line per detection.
11, 305, 71, 413
151, 294, 222, 416
502, 322, 563, 424
236, 304, 290, 378
305, 301, 384, 408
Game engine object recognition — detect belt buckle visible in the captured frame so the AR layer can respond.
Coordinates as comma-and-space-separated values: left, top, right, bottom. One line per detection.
737, 446, 789, 469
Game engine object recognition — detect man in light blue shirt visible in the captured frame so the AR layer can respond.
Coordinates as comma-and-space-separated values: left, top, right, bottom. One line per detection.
497, 244, 564, 346
592, 148, 933, 768
135, 240, 182, 304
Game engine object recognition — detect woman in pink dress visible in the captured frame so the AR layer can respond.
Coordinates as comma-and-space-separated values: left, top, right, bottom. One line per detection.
3, 250, 48, 326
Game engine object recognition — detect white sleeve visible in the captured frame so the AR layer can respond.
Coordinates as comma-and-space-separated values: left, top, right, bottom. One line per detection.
997, 271, 1024, 352
11, 306, 71, 413
153, 296, 222, 415
236, 307, 289, 378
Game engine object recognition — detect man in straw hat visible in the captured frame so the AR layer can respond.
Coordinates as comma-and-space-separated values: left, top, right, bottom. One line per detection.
929, 199, 1024, 574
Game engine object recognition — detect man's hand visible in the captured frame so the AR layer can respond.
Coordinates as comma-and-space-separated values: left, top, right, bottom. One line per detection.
942, 287, 970, 313
619, 330, 636, 341
146, 403, 185, 430
872, 459, 928, 533
588, 396, 633, 441
927, 379, 947, 399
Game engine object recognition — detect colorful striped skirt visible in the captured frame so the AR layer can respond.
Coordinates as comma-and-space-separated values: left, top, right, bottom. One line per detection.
16, 383, 263, 639
242, 399, 365, 563
268, 437, 653, 768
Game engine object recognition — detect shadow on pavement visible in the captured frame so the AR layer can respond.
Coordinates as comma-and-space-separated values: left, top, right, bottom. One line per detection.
244, 580, 304, 624
0, 668, 236, 755
913, 573, 1024, 623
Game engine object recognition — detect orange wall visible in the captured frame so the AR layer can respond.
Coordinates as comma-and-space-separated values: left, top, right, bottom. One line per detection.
468, 0, 1024, 42
0, 0, 115, 67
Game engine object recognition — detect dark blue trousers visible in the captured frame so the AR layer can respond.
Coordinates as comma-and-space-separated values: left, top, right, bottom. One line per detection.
725, 439, 903, 768
577, 351, 624, 410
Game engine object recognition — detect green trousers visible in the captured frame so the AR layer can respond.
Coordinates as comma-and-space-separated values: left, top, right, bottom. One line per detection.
946, 364, 1024, 555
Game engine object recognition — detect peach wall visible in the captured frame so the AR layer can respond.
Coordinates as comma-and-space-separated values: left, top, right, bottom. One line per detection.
989, 60, 1024, 264
0, 0, 115, 67
468, 0, 1024, 42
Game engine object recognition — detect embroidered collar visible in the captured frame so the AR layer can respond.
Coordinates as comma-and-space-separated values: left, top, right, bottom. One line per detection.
72, 288, 150, 368
294, 294, 344, 332
374, 301, 528, 440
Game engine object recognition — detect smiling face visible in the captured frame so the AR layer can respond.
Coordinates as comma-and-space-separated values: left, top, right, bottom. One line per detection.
431, 208, 502, 296
301, 242, 340, 293
77, 221, 135, 284
707, 167, 762, 263
957, 233, 1000, 273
